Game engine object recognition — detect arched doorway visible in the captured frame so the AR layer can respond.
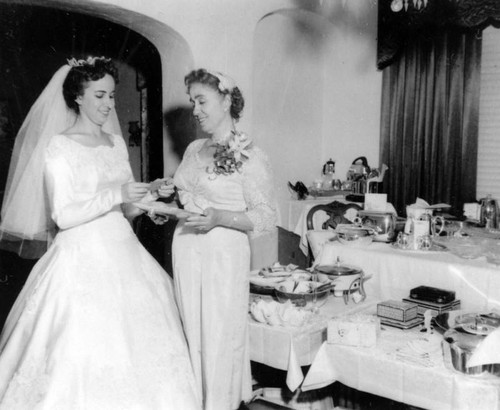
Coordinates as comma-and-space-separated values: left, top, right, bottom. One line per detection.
0, 3, 167, 327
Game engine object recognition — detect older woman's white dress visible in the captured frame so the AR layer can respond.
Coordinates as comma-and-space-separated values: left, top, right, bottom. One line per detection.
0, 134, 201, 410
173, 137, 277, 410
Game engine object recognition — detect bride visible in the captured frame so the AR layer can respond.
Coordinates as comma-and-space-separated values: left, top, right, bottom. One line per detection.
0, 57, 201, 409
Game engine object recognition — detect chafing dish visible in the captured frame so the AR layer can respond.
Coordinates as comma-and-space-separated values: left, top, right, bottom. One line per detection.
314, 259, 366, 304
435, 310, 500, 376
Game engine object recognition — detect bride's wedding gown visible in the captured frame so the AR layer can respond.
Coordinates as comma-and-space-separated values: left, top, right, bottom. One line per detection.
0, 134, 200, 409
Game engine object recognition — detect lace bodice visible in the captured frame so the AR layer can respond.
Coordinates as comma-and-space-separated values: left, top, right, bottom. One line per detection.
44, 134, 132, 231
174, 138, 277, 235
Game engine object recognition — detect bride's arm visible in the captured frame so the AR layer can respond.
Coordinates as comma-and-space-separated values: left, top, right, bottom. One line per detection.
45, 154, 149, 229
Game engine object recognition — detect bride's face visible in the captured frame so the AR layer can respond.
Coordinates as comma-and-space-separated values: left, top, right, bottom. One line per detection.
189, 82, 230, 135
76, 74, 116, 126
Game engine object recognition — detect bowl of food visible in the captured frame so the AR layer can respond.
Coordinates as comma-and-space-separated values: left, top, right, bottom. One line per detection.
335, 224, 376, 247
274, 280, 331, 309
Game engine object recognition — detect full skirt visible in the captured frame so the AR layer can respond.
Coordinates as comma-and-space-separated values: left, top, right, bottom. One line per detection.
0, 212, 201, 410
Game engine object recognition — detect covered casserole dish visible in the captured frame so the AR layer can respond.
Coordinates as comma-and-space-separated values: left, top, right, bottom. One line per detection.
314, 259, 366, 303
435, 310, 500, 376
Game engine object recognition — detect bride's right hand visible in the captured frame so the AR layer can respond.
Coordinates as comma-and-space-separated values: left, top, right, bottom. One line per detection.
121, 182, 151, 203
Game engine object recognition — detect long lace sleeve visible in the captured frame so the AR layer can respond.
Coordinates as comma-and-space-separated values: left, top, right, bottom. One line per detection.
45, 151, 123, 231
242, 146, 278, 235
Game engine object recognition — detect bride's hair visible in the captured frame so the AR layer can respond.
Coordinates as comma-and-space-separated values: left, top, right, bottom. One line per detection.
63, 57, 119, 114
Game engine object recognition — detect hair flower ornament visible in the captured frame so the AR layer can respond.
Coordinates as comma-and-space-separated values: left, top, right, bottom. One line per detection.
207, 131, 252, 177
206, 70, 235, 93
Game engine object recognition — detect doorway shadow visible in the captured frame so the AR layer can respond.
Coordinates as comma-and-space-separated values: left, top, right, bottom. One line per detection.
134, 107, 199, 275
164, 106, 203, 160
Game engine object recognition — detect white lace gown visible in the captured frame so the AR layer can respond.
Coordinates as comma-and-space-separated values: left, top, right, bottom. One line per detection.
0, 134, 201, 410
172, 138, 277, 410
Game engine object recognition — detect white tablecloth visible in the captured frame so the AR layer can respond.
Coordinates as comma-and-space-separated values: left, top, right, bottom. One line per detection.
316, 241, 500, 311
249, 295, 500, 409
249, 294, 375, 391
249, 242, 500, 407
302, 330, 500, 410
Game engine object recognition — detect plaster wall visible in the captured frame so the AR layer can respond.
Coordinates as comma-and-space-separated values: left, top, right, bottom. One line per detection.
3, 0, 382, 228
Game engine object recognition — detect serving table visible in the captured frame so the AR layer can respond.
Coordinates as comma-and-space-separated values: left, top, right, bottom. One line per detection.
301, 322, 500, 410
315, 241, 500, 311
248, 241, 500, 409
249, 294, 376, 391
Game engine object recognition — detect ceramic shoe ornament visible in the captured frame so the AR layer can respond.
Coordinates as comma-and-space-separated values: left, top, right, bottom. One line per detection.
288, 181, 309, 200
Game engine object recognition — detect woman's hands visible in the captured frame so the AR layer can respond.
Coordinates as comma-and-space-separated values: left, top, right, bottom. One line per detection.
121, 182, 151, 203
185, 208, 253, 233
185, 207, 221, 232
150, 178, 175, 198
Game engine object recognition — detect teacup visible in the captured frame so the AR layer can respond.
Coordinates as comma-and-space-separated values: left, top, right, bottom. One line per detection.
417, 234, 432, 251
396, 232, 410, 249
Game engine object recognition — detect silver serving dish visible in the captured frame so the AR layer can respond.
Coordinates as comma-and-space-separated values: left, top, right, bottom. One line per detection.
274, 281, 330, 309
356, 210, 401, 242
335, 224, 376, 247
314, 260, 366, 304
435, 311, 500, 376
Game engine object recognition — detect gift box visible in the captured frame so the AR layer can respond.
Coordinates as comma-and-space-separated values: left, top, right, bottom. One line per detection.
327, 314, 380, 347
377, 300, 418, 322
402, 297, 461, 317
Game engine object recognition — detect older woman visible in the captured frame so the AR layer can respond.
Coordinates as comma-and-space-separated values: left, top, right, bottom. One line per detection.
171, 69, 278, 410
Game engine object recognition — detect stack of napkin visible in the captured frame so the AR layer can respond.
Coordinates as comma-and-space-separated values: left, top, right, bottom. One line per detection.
250, 299, 310, 327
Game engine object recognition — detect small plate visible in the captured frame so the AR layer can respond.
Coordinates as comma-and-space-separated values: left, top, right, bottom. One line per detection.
461, 323, 497, 336
134, 201, 200, 219
249, 269, 284, 295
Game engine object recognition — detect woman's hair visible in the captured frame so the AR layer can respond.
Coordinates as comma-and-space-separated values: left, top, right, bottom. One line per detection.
184, 68, 244, 121
63, 57, 119, 114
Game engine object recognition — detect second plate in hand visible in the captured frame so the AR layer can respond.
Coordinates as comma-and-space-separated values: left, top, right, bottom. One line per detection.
134, 201, 200, 220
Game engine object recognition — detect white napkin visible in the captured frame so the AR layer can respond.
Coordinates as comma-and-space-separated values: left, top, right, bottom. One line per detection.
250, 299, 310, 327
407, 197, 451, 210
468, 327, 500, 367
286, 340, 304, 392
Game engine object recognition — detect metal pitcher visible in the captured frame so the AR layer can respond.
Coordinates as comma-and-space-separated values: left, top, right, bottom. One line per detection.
480, 195, 498, 229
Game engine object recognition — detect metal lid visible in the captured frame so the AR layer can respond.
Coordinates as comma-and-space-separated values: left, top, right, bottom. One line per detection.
314, 262, 362, 276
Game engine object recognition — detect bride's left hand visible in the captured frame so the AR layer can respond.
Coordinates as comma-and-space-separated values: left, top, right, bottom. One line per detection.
184, 208, 220, 232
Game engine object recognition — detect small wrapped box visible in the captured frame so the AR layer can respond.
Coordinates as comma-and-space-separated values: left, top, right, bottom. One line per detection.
377, 300, 418, 322
463, 202, 481, 221
327, 314, 380, 347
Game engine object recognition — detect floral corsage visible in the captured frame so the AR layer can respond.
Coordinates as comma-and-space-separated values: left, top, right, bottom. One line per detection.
207, 131, 252, 177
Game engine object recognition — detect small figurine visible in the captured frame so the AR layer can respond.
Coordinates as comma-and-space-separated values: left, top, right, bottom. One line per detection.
422, 309, 433, 333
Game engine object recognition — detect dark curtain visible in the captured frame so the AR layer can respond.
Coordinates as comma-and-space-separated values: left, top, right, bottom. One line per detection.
377, 0, 500, 217
380, 29, 481, 216
378, 0, 500, 70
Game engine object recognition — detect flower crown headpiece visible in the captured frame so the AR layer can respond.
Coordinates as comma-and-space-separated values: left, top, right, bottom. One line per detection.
67, 56, 111, 68
206, 69, 236, 93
